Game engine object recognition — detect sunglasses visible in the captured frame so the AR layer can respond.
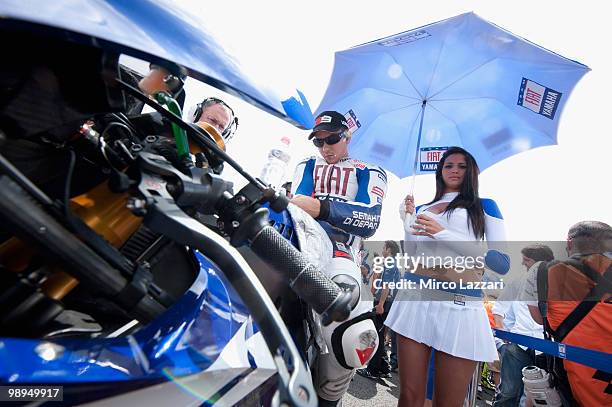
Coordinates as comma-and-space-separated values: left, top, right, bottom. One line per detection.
312, 131, 346, 148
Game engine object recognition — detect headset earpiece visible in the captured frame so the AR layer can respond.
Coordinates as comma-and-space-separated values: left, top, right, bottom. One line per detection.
222, 116, 239, 141
163, 75, 184, 95
192, 103, 203, 123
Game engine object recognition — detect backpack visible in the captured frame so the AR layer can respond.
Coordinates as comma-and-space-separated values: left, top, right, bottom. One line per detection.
537, 257, 612, 407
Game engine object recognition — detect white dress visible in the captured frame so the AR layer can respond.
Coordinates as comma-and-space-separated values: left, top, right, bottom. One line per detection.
385, 192, 506, 362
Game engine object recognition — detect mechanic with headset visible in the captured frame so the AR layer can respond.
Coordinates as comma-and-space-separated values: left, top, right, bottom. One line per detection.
190, 97, 239, 144
138, 63, 239, 174
187, 97, 239, 174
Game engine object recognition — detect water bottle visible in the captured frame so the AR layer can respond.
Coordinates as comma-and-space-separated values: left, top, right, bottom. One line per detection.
260, 136, 291, 188
522, 366, 562, 407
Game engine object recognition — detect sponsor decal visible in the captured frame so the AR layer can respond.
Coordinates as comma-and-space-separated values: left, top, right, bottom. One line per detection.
379, 30, 431, 47
356, 331, 377, 365
344, 110, 361, 133
356, 345, 376, 365
558, 343, 566, 359
314, 165, 354, 195
333, 241, 353, 260
332, 244, 353, 260
334, 250, 352, 259
315, 115, 332, 126
517, 78, 562, 120
371, 168, 387, 182
343, 211, 380, 230
351, 159, 366, 170
453, 294, 466, 306
419, 147, 448, 172
371, 186, 385, 198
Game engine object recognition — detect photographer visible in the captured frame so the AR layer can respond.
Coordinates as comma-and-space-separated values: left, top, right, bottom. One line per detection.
358, 240, 401, 379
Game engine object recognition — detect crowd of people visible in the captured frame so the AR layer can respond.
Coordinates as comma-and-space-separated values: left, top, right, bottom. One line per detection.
140, 65, 610, 406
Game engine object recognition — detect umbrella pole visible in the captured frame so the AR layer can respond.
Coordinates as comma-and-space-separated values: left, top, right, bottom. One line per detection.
409, 100, 427, 196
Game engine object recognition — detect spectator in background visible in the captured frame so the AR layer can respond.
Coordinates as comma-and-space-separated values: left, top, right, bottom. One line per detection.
357, 240, 401, 380
492, 244, 554, 407
358, 242, 373, 285
361, 261, 372, 285
523, 221, 612, 407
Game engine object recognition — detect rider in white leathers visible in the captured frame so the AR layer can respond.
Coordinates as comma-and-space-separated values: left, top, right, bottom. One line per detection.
290, 111, 388, 405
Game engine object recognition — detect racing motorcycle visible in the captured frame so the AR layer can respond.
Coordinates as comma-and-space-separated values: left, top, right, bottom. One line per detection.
0, 1, 363, 405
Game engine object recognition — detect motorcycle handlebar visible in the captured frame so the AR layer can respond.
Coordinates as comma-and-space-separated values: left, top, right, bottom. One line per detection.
249, 225, 352, 325
135, 153, 352, 325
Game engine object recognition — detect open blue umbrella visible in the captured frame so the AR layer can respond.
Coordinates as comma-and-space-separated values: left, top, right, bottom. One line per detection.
316, 12, 589, 178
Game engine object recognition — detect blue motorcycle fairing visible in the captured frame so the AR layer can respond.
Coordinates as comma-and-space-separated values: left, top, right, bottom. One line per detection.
0, 251, 256, 383
0, 0, 313, 129
265, 204, 299, 248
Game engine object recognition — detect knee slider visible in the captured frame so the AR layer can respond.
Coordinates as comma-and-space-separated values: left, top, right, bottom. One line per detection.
330, 311, 378, 369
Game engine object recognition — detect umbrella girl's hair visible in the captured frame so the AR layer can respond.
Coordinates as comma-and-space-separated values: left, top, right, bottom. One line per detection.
428, 146, 485, 239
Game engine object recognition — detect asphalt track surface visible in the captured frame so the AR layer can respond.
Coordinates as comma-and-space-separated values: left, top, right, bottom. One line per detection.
345, 284, 494, 406
343, 369, 493, 407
